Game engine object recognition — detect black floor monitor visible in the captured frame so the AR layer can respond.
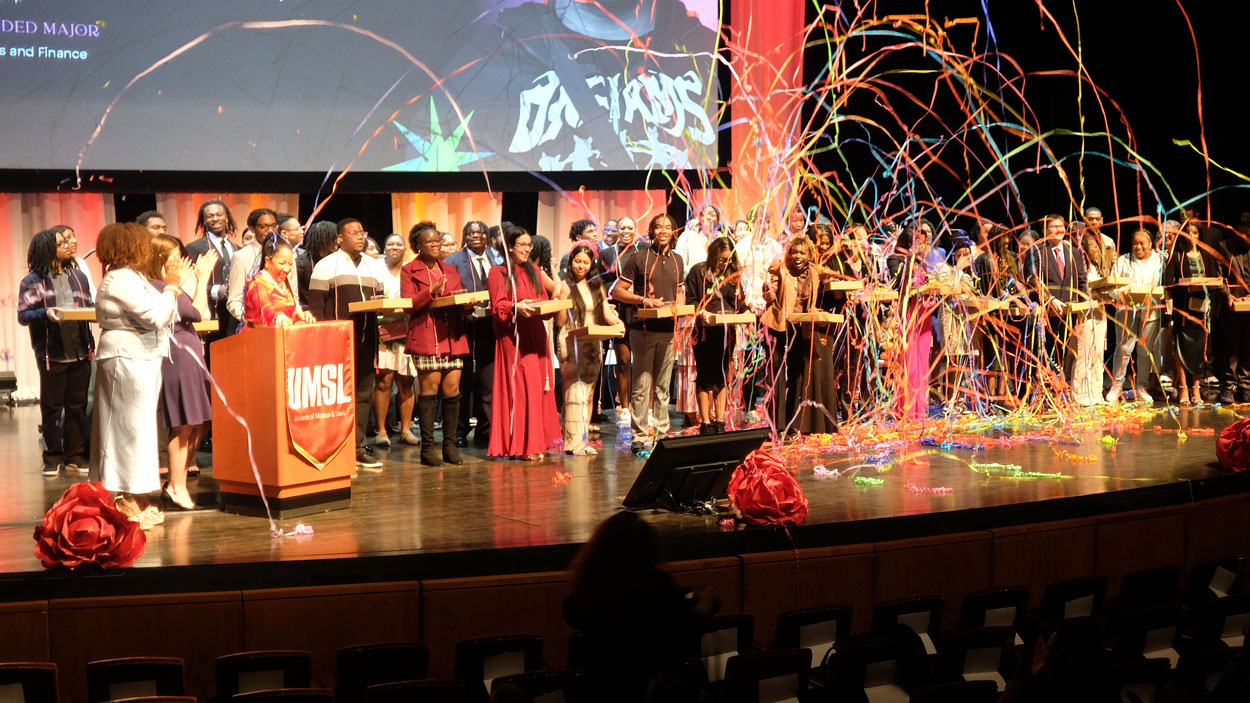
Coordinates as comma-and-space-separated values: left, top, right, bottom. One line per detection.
623, 428, 772, 511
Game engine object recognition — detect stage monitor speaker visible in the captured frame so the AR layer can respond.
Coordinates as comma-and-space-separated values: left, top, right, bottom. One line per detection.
0, 370, 16, 405
623, 428, 771, 511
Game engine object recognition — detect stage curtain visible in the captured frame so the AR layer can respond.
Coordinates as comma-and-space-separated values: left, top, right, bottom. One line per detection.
0, 192, 116, 398
155, 193, 301, 245
391, 192, 501, 244
538, 189, 670, 264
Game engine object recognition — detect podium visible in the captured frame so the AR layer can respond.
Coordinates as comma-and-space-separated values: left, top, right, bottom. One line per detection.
210, 322, 356, 517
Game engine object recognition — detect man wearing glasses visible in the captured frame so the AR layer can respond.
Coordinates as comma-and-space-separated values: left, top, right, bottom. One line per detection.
444, 220, 504, 447
308, 218, 384, 469
227, 208, 301, 335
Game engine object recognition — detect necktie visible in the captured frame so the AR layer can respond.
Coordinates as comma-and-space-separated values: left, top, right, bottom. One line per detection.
1054, 246, 1065, 280
475, 257, 487, 289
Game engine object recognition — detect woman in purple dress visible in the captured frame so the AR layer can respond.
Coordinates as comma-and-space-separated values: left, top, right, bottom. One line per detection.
147, 234, 217, 510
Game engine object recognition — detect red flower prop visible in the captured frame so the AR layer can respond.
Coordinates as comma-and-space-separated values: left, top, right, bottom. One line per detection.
33, 482, 146, 569
1217, 417, 1250, 473
727, 449, 809, 526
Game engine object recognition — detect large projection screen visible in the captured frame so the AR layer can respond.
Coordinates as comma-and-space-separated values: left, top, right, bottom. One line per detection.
0, 0, 720, 174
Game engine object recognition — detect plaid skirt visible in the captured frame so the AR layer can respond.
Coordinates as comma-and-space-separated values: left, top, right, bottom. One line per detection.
376, 340, 416, 375
413, 354, 464, 372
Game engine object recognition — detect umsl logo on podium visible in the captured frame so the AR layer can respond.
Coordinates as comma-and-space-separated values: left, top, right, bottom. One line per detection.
287, 363, 353, 413
283, 324, 355, 468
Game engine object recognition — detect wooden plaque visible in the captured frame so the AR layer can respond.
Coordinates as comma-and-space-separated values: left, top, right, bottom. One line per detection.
569, 324, 626, 341
963, 297, 1008, 311
789, 311, 845, 325
429, 290, 491, 308
192, 320, 220, 334
825, 279, 865, 292
534, 298, 574, 316
1125, 285, 1164, 303
916, 283, 957, 297
347, 298, 412, 314
1090, 276, 1129, 291
864, 288, 899, 303
706, 312, 756, 325
1231, 298, 1250, 312
1178, 277, 1224, 289
636, 303, 695, 319
56, 307, 96, 322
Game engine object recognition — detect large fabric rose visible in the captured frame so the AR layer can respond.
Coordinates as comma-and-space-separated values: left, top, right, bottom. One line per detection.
33, 482, 146, 569
727, 449, 809, 526
1217, 417, 1250, 473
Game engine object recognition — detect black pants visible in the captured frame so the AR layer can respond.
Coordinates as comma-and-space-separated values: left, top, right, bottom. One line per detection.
1043, 314, 1077, 385
457, 356, 494, 441
355, 347, 376, 451
39, 358, 91, 467
765, 327, 802, 434
1226, 310, 1250, 397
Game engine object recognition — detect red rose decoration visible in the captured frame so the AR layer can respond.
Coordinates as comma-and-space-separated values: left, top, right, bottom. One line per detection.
727, 449, 809, 526
1217, 417, 1250, 473
33, 482, 146, 569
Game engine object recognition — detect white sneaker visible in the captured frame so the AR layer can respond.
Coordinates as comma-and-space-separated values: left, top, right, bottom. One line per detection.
617, 407, 631, 426
1105, 388, 1121, 404
1135, 389, 1154, 404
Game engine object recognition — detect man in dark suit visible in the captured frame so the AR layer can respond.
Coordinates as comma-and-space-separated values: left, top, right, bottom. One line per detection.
443, 220, 504, 447
1023, 214, 1089, 385
184, 199, 239, 368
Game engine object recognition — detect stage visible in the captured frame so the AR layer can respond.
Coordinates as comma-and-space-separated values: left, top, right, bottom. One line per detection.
1, 401, 1248, 600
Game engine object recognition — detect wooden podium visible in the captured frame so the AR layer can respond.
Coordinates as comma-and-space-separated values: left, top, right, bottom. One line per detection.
210, 322, 356, 518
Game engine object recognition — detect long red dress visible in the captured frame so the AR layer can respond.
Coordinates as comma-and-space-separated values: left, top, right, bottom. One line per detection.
487, 264, 561, 457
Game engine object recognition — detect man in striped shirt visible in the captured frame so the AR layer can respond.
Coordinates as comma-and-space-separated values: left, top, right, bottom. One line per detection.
307, 218, 384, 469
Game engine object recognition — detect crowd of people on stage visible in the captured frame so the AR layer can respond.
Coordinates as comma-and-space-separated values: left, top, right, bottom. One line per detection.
17, 198, 1250, 527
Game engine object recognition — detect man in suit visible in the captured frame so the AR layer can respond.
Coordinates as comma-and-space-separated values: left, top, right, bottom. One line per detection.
184, 199, 239, 368
1023, 213, 1089, 385
443, 220, 503, 447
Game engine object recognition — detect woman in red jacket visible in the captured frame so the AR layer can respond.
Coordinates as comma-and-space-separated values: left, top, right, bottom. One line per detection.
400, 223, 470, 466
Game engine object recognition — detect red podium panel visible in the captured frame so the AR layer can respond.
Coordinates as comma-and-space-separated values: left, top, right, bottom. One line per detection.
210, 322, 356, 517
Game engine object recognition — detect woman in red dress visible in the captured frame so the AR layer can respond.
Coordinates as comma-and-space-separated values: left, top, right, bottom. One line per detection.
487, 225, 569, 460
244, 236, 315, 328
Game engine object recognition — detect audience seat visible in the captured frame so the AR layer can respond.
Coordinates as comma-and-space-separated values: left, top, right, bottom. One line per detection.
365, 679, 467, 703
1111, 604, 1185, 669
232, 688, 334, 702
215, 650, 311, 701
934, 626, 1014, 694
453, 635, 542, 703
689, 614, 755, 684
773, 605, 851, 672
0, 662, 58, 703
957, 587, 1029, 648
870, 596, 944, 664
1038, 576, 1107, 621
906, 680, 998, 703
1114, 566, 1181, 614
492, 670, 590, 703
721, 648, 811, 703
1184, 557, 1245, 606
336, 643, 429, 703
822, 634, 917, 703
86, 657, 185, 703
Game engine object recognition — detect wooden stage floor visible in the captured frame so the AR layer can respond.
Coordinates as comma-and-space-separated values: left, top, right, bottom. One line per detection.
1, 402, 1247, 597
